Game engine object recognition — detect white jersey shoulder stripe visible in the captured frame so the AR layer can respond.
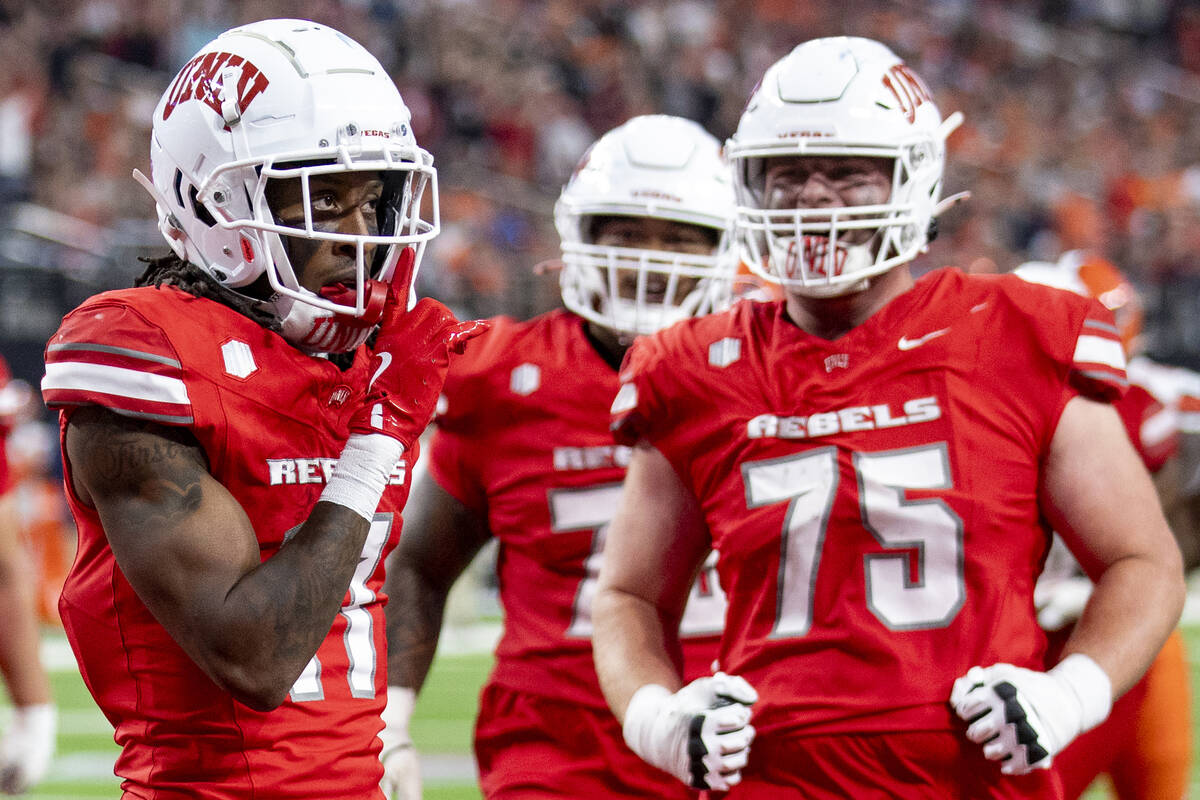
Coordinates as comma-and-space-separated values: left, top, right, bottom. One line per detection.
42, 361, 191, 406
1073, 335, 1126, 372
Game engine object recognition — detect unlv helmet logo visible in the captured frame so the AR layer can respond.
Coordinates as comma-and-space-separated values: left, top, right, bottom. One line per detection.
881, 64, 932, 124
162, 51, 270, 122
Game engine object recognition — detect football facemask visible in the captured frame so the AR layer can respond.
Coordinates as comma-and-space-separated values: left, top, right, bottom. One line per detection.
728, 36, 963, 297
136, 18, 439, 352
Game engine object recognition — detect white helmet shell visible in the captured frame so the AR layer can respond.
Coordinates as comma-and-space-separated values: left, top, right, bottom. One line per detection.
727, 36, 961, 297
554, 115, 736, 338
140, 18, 440, 351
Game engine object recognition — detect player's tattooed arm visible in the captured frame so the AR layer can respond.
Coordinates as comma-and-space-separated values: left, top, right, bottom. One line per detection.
384, 470, 491, 691
65, 405, 371, 710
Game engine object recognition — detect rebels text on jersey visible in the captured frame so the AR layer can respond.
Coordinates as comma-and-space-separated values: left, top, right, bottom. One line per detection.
42, 286, 408, 800
613, 268, 1127, 739
429, 310, 725, 708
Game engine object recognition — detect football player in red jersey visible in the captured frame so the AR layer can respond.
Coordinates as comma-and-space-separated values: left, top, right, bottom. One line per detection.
378, 115, 734, 799
0, 358, 56, 794
38, 19, 484, 800
591, 37, 1185, 798
1018, 252, 1193, 800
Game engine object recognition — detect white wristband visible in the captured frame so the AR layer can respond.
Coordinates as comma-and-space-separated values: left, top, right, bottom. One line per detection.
622, 683, 672, 759
382, 685, 417, 736
321, 433, 405, 521
1050, 653, 1113, 732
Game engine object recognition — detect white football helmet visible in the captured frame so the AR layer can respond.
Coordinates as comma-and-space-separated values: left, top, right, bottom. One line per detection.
554, 115, 735, 338
135, 18, 439, 353
727, 37, 963, 297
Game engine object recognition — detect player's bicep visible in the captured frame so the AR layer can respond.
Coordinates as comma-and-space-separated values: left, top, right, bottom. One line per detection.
64, 406, 261, 626
600, 441, 710, 617
1041, 395, 1179, 578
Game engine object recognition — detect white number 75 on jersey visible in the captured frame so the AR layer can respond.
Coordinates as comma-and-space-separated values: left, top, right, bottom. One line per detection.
743, 444, 964, 636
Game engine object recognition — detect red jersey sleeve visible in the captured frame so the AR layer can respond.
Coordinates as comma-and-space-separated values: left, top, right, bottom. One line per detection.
1066, 299, 1128, 403
611, 333, 674, 447
991, 275, 1128, 447
1116, 384, 1178, 473
42, 300, 194, 425
425, 428, 488, 513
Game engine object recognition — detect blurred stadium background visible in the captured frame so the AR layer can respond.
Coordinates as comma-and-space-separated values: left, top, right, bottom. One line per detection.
1, 0, 1199, 796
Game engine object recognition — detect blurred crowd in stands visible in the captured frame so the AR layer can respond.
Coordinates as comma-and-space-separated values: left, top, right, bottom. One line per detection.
1, 0, 1199, 363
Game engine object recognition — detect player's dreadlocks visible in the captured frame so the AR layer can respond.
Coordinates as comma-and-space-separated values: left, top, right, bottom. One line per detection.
135, 254, 360, 369
135, 254, 280, 331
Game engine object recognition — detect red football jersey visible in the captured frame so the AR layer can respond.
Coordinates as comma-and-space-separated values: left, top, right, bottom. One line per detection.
1115, 383, 1177, 473
1126, 354, 1200, 458
42, 286, 409, 799
428, 309, 725, 708
613, 268, 1126, 739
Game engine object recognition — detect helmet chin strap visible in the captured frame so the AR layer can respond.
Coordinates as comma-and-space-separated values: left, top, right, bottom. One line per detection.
277, 280, 388, 354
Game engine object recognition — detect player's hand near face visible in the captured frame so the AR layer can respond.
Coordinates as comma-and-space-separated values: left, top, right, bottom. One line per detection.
349, 287, 488, 449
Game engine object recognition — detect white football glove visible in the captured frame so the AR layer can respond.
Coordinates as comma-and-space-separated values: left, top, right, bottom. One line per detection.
0, 703, 56, 794
622, 672, 757, 790
950, 654, 1112, 774
379, 686, 422, 800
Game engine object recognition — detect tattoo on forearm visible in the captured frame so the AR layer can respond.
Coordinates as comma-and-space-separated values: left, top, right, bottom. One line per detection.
259, 525, 366, 666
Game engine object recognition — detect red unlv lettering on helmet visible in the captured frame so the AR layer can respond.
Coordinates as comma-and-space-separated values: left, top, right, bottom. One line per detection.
162, 51, 270, 122
881, 64, 932, 124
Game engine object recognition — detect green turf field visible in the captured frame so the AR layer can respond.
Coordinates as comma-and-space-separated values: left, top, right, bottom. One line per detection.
10, 638, 493, 800
10, 627, 1200, 799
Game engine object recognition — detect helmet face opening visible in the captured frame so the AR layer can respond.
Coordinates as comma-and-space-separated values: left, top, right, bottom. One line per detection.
727, 37, 959, 297
243, 150, 437, 315
555, 115, 737, 339
564, 214, 727, 338
142, 19, 440, 352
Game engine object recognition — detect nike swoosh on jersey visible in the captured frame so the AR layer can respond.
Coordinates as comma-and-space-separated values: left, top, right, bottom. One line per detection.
897, 328, 950, 350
